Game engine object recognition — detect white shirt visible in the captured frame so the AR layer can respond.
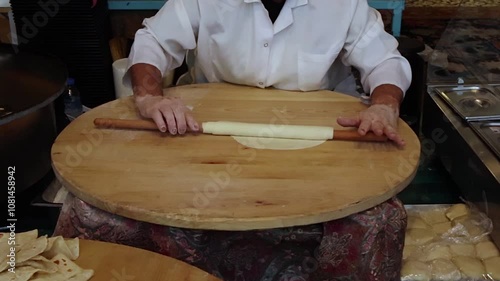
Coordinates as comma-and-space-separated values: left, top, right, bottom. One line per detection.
126, 0, 411, 95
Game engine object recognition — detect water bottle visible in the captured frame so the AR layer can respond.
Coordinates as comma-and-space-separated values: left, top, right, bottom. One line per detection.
63, 78, 83, 120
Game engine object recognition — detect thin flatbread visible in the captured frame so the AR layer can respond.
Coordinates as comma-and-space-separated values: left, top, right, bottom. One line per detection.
30, 253, 93, 281
0, 266, 40, 281
43, 237, 79, 260
16, 236, 48, 264
16, 255, 58, 274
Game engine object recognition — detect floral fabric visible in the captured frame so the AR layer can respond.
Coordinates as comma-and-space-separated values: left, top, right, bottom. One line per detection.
54, 194, 406, 281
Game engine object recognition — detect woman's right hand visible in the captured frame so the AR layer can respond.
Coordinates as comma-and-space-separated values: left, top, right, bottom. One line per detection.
135, 95, 200, 135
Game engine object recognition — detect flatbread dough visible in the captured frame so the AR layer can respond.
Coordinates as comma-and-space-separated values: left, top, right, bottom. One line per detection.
203, 121, 334, 140
407, 216, 430, 230
403, 245, 417, 260
450, 244, 476, 257
445, 204, 470, 221
401, 260, 430, 281
430, 259, 461, 281
476, 241, 500, 260
432, 221, 452, 236
452, 256, 486, 279
405, 228, 436, 246
232, 136, 325, 150
420, 209, 449, 225
483, 256, 500, 279
419, 244, 452, 262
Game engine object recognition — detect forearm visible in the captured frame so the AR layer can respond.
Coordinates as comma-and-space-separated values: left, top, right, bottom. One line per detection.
370, 84, 403, 112
130, 63, 163, 98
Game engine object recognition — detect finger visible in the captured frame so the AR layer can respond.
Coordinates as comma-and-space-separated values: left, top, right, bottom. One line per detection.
150, 110, 167, 133
159, 105, 177, 135
358, 118, 372, 135
384, 125, 405, 147
185, 111, 199, 132
172, 106, 187, 134
371, 120, 386, 136
337, 116, 361, 128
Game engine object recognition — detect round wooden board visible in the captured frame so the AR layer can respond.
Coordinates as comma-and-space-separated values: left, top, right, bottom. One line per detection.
76, 239, 221, 281
51, 83, 420, 230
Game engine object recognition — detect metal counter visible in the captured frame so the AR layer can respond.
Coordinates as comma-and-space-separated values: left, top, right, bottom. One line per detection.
422, 89, 500, 247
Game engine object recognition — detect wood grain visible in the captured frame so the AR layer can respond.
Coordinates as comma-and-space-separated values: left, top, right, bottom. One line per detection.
51, 83, 421, 230
77, 239, 221, 281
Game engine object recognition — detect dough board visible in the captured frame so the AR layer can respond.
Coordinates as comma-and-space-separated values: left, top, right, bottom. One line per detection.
51, 83, 420, 230
76, 239, 221, 281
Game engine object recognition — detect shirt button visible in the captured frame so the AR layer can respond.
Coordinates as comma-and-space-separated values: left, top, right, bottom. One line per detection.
264, 43, 269, 47
258, 82, 264, 86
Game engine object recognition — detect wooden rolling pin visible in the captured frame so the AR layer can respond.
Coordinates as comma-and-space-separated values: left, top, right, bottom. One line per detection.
94, 118, 388, 142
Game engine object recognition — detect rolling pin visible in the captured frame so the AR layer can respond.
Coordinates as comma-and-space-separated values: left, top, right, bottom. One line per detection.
94, 118, 388, 142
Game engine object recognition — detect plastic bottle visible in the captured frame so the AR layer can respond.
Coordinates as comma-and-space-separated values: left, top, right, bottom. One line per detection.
63, 77, 83, 120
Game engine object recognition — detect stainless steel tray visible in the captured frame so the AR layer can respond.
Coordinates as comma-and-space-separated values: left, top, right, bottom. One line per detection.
469, 121, 500, 160
434, 85, 500, 121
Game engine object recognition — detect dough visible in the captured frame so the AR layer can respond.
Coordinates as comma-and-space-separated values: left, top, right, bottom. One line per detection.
401, 260, 430, 281
420, 209, 449, 225
232, 136, 325, 150
483, 256, 500, 279
432, 221, 452, 235
405, 228, 435, 246
419, 244, 452, 262
403, 245, 417, 260
450, 244, 476, 257
452, 256, 486, 279
202, 121, 334, 140
476, 241, 500, 260
445, 204, 470, 221
451, 216, 485, 239
407, 216, 430, 230
430, 259, 461, 281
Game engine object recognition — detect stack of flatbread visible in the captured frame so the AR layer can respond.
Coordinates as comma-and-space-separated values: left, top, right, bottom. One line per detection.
0, 230, 94, 281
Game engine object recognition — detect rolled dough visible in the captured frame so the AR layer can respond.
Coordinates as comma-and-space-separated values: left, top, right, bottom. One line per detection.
202, 121, 334, 140
232, 136, 325, 150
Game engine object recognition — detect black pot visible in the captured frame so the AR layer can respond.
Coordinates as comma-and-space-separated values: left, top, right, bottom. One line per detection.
0, 44, 67, 193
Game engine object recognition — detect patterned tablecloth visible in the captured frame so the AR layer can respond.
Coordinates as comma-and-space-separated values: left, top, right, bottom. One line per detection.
54, 193, 407, 281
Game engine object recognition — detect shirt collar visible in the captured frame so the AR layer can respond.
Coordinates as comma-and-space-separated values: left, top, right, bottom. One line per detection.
244, 0, 309, 8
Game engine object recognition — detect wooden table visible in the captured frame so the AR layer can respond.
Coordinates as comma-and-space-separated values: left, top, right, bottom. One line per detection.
77, 239, 221, 281
51, 83, 420, 230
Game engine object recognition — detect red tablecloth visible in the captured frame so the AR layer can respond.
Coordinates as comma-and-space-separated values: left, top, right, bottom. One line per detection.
54, 194, 406, 281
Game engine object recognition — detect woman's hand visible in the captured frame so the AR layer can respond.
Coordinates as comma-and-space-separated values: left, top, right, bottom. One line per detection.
129, 63, 199, 134
337, 84, 406, 147
135, 95, 199, 135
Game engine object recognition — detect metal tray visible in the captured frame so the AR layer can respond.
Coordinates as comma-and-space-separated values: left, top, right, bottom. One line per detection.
434, 85, 500, 121
469, 121, 500, 160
